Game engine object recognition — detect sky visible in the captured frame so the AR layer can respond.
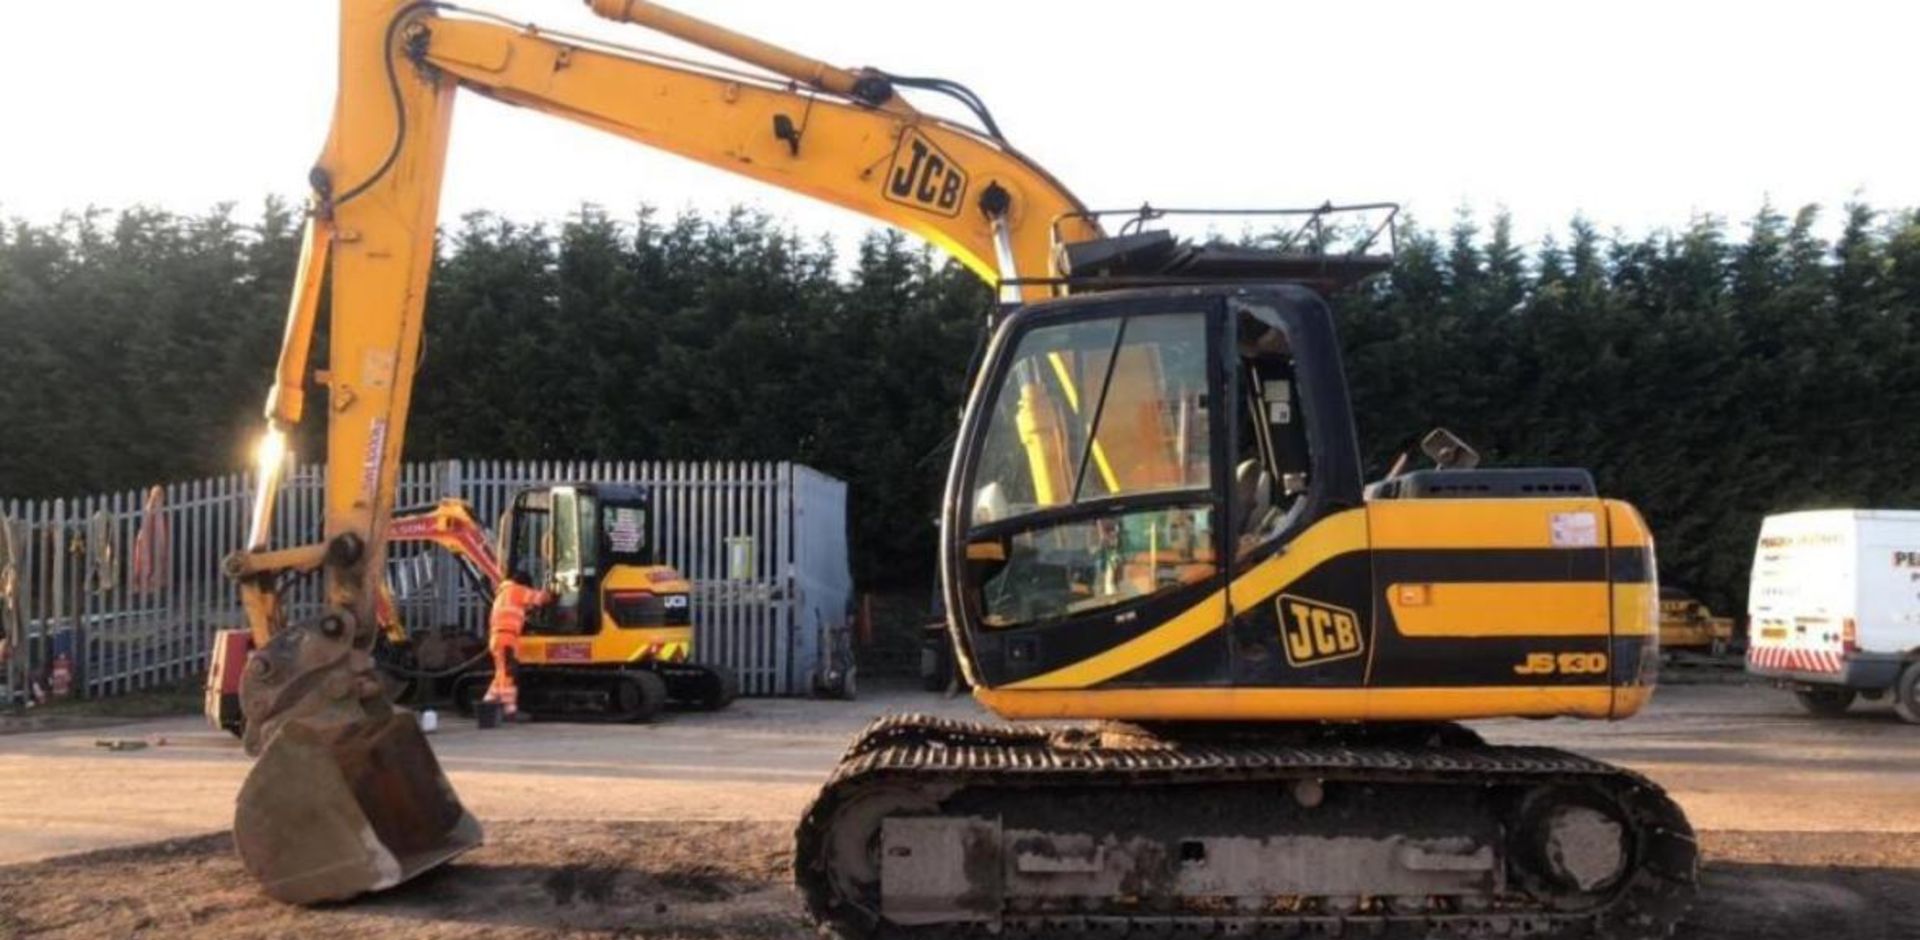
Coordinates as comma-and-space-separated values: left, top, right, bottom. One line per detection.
2, 1, 1915, 257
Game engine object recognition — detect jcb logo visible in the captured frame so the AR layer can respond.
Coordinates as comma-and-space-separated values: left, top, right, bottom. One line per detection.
1278, 594, 1365, 667
884, 128, 968, 217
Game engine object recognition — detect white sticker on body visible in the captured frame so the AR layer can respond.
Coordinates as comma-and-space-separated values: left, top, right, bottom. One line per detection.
361, 418, 388, 501
607, 508, 644, 553
1550, 511, 1600, 548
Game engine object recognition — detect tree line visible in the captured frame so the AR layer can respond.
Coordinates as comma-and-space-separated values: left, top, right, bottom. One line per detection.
1, 200, 1917, 612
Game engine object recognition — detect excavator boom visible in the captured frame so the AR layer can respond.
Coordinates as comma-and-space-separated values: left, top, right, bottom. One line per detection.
225, 0, 1095, 904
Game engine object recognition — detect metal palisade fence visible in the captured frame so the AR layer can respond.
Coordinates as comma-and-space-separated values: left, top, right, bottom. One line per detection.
0, 460, 851, 702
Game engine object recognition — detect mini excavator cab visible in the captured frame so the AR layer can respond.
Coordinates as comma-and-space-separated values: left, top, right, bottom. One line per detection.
497, 484, 664, 635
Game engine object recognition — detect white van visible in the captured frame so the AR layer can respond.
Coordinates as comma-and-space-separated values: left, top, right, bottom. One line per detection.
1747, 509, 1920, 722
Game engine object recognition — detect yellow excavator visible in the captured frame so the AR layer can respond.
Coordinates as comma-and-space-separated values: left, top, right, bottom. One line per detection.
467, 482, 737, 718
224, 1, 1696, 935
210, 489, 729, 733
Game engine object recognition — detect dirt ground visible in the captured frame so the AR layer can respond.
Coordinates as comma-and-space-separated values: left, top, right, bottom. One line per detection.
1, 681, 1916, 939
0, 821, 801, 940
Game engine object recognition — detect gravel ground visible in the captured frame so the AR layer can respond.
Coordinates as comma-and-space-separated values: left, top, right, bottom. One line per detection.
0, 681, 1915, 938
2, 823, 1914, 939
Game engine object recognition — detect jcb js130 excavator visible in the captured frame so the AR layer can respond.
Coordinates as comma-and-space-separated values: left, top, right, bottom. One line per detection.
225, 1, 1695, 935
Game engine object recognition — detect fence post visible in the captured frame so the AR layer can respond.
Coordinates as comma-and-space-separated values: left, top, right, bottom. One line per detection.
440, 458, 463, 629
776, 462, 795, 696
74, 497, 89, 700
2, 503, 18, 703
47, 499, 66, 700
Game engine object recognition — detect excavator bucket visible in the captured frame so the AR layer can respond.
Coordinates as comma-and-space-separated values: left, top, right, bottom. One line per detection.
233, 711, 481, 904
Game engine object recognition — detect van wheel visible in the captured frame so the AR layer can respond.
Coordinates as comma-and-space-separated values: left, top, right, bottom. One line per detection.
1893, 662, 1920, 725
1794, 687, 1856, 718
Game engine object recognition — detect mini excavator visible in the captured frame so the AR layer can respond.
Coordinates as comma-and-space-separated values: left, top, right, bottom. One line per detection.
224, 1, 1696, 935
209, 488, 731, 734
466, 482, 737, 719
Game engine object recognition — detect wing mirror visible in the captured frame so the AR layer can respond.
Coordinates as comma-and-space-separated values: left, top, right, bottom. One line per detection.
1420, 427, 1481, 470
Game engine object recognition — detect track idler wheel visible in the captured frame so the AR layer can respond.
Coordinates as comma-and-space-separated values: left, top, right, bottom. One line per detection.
807, 783, 946, 934
233, 609, 481, 903
1510, 786, 1632, 908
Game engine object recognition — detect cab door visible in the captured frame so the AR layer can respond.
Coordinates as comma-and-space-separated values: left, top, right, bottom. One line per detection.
1217, 291, 1375, 689
504, 487, 600, 637
947, 292, 1232, 691
545, 486, 602, 635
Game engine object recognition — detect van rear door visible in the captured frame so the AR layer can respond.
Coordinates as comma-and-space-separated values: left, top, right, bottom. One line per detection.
1854, 513, 1920, 657
1747, 511, 1852, 678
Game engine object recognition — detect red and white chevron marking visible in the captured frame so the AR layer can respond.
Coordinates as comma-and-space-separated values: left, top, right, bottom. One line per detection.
1747, 645, 1844, 674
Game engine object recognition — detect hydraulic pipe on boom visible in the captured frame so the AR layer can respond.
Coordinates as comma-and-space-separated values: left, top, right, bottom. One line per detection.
583, 0, 906, 109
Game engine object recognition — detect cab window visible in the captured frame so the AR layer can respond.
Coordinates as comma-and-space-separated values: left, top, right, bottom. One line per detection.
980, 506, 1215, 627
602, 502, 649, 566
510, 506, 553, 588
552, 488, 583, 598
966, 310, 1217, 628
1232, 306, 1311, 558
971, 312, 1211, 525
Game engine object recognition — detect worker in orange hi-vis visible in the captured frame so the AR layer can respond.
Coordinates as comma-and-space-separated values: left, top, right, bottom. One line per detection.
485, 570, 552, 720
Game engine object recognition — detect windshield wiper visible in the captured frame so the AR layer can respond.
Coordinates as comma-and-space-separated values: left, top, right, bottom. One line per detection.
1069, 317, 1130, 505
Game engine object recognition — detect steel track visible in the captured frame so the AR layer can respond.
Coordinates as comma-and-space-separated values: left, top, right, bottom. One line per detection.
795, 714, 1697, 940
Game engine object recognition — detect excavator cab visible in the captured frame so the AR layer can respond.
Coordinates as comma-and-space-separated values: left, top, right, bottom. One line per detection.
945, 283, 1358, 692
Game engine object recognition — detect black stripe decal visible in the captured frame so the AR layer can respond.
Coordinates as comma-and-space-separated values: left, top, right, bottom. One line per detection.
1374, 548, 1605, 583
1608, 547, 1651, 584
1373, 547, 1651, 584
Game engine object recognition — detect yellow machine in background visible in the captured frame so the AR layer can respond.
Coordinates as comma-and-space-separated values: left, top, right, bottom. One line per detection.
460, 482, 736, 720
220, 1, 1696, 935
1659, 586, 1739, 655
209, 489, 729, 733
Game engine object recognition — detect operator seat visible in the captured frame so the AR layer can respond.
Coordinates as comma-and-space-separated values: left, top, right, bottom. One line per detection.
1234, 458, 1278, 555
